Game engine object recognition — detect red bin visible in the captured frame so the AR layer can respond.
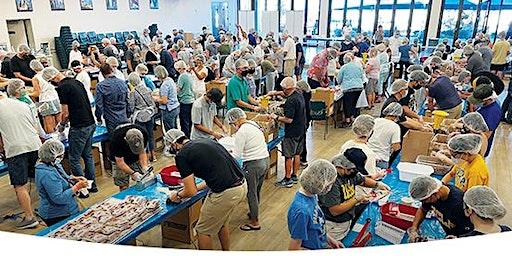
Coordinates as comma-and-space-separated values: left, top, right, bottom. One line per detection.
380, 202, 419, 230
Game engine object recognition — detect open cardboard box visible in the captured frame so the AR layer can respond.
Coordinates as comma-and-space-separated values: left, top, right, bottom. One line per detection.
311, 88, 335, 108
416, 155, 452, 175
205, 78, 228, 96
401, 130, 435, 162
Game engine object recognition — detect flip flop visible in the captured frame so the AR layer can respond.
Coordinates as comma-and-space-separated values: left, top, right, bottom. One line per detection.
240, 224, 261, 231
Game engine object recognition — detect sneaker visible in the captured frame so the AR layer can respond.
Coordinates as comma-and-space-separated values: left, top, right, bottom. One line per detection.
275, 179, 293, 188
291, 175, 299, 184
88, 187, 98, 193
300, 161, 309, 168
16, 217, 39, 230
78, 192, 90, 199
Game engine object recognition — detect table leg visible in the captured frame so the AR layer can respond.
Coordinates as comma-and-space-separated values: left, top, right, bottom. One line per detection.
101, 141, 112, 172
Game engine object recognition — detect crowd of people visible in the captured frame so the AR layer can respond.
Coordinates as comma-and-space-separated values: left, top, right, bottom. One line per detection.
0, 23, 510, 250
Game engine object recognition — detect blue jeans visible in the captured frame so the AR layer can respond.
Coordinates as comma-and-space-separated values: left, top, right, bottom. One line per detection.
179, 103, 192, 137
162, 107, 180, 131
68, 124, 96, 189
136, 119, 155, 151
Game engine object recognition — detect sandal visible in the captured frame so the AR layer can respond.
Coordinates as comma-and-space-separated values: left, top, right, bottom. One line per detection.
240, 224, 261, 231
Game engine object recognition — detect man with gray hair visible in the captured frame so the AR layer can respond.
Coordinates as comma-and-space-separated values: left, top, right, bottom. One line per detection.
282, 32, 297, 78
464, 45, 485, 78
226, 58, 261, 111
101, 38, 119, 60
0, 82, 41, 229
10, 44, 36, 86
109, 123, 150, 191
98, 56, 125, 82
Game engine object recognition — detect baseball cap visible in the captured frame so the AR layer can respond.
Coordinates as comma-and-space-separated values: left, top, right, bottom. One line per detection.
343, 148, 368, 175
468, 84, 494, 105
124, 128, 145, 154
206, 88, 224, 105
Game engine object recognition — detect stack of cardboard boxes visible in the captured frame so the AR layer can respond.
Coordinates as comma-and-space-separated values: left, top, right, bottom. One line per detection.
161, 200, 203, 246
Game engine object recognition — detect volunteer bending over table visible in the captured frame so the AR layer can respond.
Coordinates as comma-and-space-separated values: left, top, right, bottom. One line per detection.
35, 139, 88, 226
226, 59, 261, 111
109, 124, 151, 191
434, 134, 489, 192
191, 88, 227, 140
408, 176, 474, 241
226, 108, 270, 231
319, 149, 390, 241
165, 129, 246, 250
287, 160, 342, 250
459, 186, 510, 237
368, 102, 403, 169
447, 112, 489, 156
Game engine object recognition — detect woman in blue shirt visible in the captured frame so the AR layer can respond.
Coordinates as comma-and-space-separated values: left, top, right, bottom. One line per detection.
337, 53, 365, 127
35, 139, 88, 226
398, 38, 414, 80
154, 65, 180, 132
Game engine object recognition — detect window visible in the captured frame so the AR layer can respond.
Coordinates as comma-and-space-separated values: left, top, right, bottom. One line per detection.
458, 0, 479, 41
378, 0, 394, 37
306, 0, 321, 35
497, 0, 512, 35
294, 0, 306, 10
280, 0, 292, 32
395, 0, 412, 35
256, 0, 265, 33
346, 0, 361, 34
361, 0, 378, 36
486, 0, 502, 41
439, 0, 460, 45
330, 0, 346, 37
410, 0, 431, 44
240, 0, 252, 10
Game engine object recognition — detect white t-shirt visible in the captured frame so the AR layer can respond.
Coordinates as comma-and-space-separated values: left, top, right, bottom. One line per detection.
388, 37, 402, 57
340, 140, 377, 175
35, 73, 59, 102
75, 70, 94, 104
69, 50, 83, 68
192, 67, 207, 99
0, 98, 41, 158
283, 37, 297, 60
367, 118, 401, 162
254, 45, 265, 61
233, 121, 270, 162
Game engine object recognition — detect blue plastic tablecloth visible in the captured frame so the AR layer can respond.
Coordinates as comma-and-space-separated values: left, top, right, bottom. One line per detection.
341, 165, 446, 247
36, 178, 208, 244
267, 128, 285, 151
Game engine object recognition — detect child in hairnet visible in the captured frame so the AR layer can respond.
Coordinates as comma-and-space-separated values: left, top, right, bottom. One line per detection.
287, 159, 343, 250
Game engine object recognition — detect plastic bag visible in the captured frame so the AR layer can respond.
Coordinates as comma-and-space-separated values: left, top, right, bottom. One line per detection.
356, 89, 369, 108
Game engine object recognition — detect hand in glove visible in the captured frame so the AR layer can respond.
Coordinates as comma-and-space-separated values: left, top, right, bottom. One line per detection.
131, 172, 143, 181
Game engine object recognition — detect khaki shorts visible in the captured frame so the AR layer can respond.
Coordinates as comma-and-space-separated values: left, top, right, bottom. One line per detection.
442, 103, 463, 119
112, 161, 144, 187
283, 59, 296, 77
325, 219, 352, 241
195, 182, 247, 236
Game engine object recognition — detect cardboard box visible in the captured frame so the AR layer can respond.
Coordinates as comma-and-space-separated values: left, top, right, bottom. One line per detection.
153, 124, 164, 149
62, 146, 102, 177
161, 200, 202, 244
183, 32, 194, 44
252, 115, 278, 142
206, 79, 228, 96
311, 88, 335, 108
415, 155, 452, 175
401, 130, 434, 162
266, 147, 279, 179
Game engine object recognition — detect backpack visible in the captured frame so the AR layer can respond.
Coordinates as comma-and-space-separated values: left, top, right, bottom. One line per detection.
130, 87, 157, 123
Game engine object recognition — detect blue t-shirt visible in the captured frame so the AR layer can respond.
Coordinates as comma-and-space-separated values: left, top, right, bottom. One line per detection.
399, 45, 412, 62
428, 76, 462, 110
159, 79, 180, 111
477, 101, 502, 157
287, 192, 328, 250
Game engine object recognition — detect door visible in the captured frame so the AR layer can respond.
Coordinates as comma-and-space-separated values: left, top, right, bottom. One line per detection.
6, 19, 35, 51
211, 0, 237, 36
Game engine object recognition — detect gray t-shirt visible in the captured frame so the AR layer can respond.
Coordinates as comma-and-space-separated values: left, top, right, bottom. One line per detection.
477, 47, 492, 71
318, 173, 365, 223
190, 96, 217, 140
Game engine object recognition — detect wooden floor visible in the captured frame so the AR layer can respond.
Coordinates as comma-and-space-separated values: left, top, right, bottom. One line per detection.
0, 108, 511, 251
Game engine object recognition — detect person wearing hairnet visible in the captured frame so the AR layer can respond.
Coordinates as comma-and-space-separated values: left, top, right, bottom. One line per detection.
459, 186, 511, 237
447, 112, 489, 156
191, 88, 227, 140
368, 103, 403, 169
408, 176, 473, 241
35, 139, 88, 226
435, 134, 489, 192
11, 44, 36, 86
402, 70, 430, 120
287, 159, 342, 250
319, 150, 390, 241
426, 66, 463, 119
6, 79, 45, 136
226, 108, 269, 231
468, 84, 501, 157
270, 78, 306, 188
164, 129, 246, 250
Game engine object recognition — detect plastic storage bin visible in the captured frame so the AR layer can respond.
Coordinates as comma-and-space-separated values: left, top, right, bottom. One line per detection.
380, 202, 419, 230
416, 155, 452, 175
397, 162, 434, 182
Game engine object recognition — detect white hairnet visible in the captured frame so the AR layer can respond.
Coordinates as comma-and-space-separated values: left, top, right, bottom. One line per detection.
226, 108, 247, 124
38, 139, 65, 163
390, 79, 408, 94
164, 129, 187, 144
127, 72, 142, 87
462, 112, 489, 133
72, 40, 80, 48
296, 80, 311, 93
281, 77, 297, 89
352, 114, 375, 137
407, 64, 424, 73
331, 154, 356, 169
409, 176, 442, 201
6, 79, 25, 97
235, 58, 249, 69
135, 64, 148, 74
382, 102, 403, 117
464, 186, 507, 220
299, 159, 337, 195
106, 57, 119, 66
154, 65, 169, 79
409, 70, 430, 82
42, 67, 60, 81
29, 59, 44, 72
447, 134, 482, 155
17, 44, 31, 54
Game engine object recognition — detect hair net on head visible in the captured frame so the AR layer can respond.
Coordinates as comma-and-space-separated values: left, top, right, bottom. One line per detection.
29, 60, 44, 72
135, 64, 148, 74
195, 54, 206, 63
125, 128, 145, 154
17, 44, 31, 53
463, 45, 475, 56
464, 186, 507, 220
101, 38, 111, 45
281, 77, 297, 89
382, 102, 404, 117
42, 67, 60, 81
72, 40, 80, 48
247, 59, 257, 68
430, 56, 443, 66
164, 129, 187, 145
6, 79, 25, 97
106, 57, 119, 66
154, 65, 169, 79
299, 159, 337, 195
226, 108, 247, 124
64, 70, 75, 78
331, 154, 356, 169
174, 60, 188, 70
296, 80, 311, 93
390, 79, 408, 94
127, 72, 142, 86
352, 114, 375, 137
448, 134, 482, 155
235, 58, 249, 69
407, 64, 424, 73
409, 176, 442, 200
458, 70, 471, 82
409, 70, 430, 82
462, 112, 489, 133
38, 139, 65, 163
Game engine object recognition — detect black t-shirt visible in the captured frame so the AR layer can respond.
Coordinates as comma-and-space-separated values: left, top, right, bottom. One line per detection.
1, 58, 15, 78
398, 87, 415, 108
56, 78, 95, 128
459, 225, 511, 237
145, 51, 158, 74
421, 185, 474, 236
10, 54, 36, 85
381, 94, 409, 137
296, 43, 306, 65
175, 139, 244, 193
205, 67, 216, 83
109, 124, 148, 164
283, 91, 306, 138
318, 173, 365, 223
125, 49, 140, 71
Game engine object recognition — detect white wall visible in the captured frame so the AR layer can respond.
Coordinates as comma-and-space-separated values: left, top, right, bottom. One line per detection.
318, 0, 329, 37
427, 0, 443, 41
0, 0, 212, 52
